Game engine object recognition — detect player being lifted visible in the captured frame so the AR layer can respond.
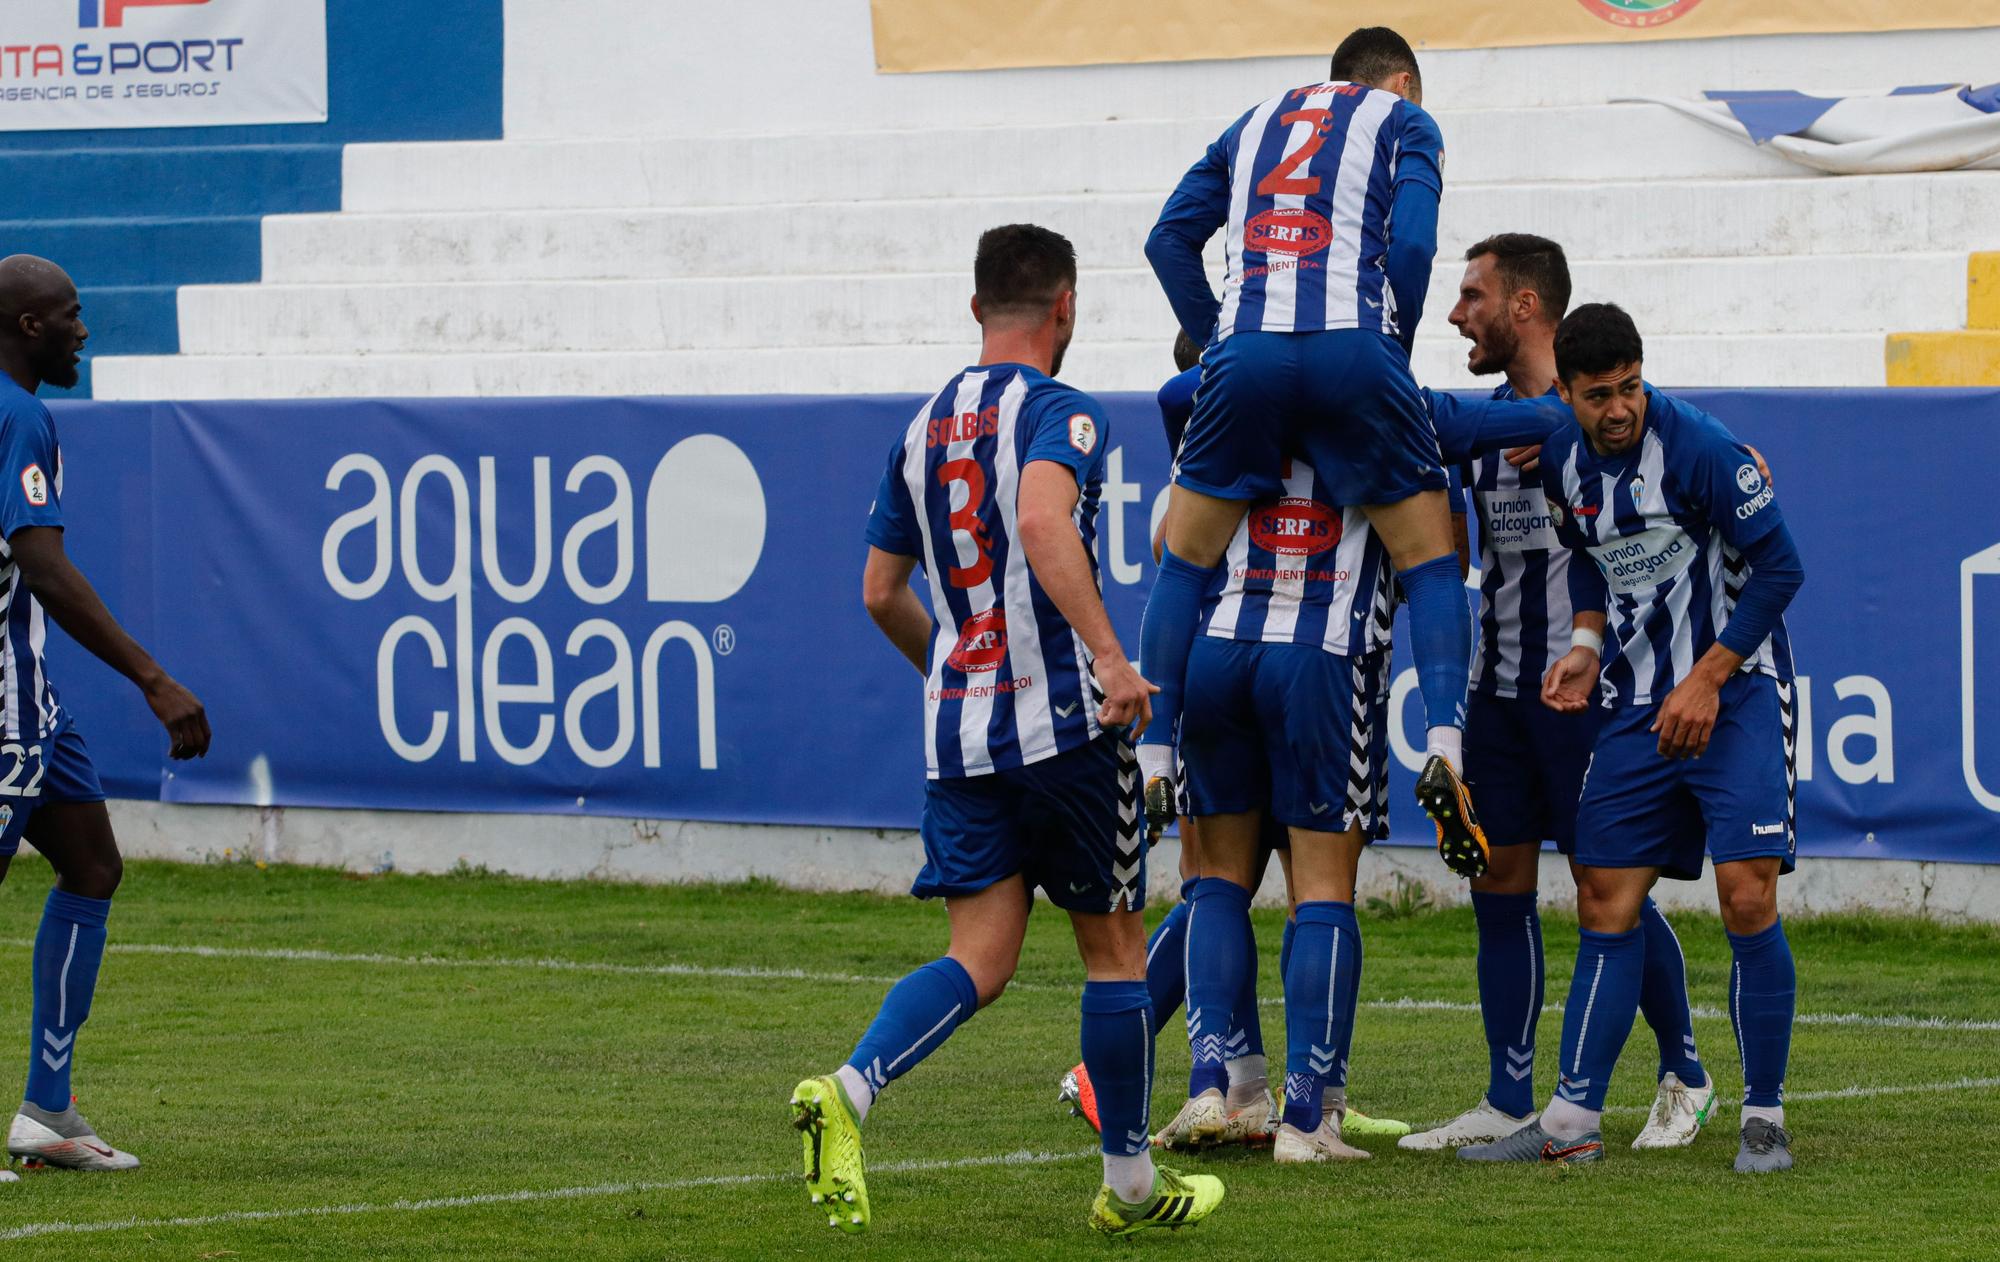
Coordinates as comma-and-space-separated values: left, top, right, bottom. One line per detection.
1461, 304, 1804, 1173
0, 256, 211, 1173
1137, 26, 1491, 880
1402, 237, 1713, 1152
791, 226, 1224, 1237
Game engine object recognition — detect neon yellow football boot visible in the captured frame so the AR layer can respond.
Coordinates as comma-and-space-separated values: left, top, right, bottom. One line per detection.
1089, 1164, 1225, 1237
791, 1075, 870, 1233
1343, 1105, 1413, 1140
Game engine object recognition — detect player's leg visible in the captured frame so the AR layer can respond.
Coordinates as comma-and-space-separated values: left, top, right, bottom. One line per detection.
1272, 823, 1369, 1163
1692, 672, 1799, 1173
8, 724, 138, 1174
1629, 889, 1715, 1149
1136, 334, 1290, 820
792, 774, 1023, 1232
1217, 832, 1278, 1142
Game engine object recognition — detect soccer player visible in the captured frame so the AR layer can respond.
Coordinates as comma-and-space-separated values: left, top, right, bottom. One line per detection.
790, 226, 1224, 1237
1138, 26, 1490, 883
0, 255, 211, 1172
1460, 303, 1804, 1174
1401, 236, 1713, 1151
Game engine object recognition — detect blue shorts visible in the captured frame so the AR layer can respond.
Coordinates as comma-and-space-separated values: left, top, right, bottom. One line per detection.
0, 719, 109, 858
1465, 691, 1603, 852
1572, 673, 1798, 882
1179, 638, 1392, 838
916, 734, 1145, 912
1173, 329, 1447, 506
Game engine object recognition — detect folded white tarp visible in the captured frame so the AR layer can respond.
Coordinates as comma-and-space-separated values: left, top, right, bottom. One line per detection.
1617, 84, 2000, 175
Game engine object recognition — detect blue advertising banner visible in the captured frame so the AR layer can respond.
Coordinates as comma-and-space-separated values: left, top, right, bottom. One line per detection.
43, 387, 2000, 866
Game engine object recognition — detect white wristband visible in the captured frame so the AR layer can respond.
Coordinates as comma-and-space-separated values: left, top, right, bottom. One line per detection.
1571, 627, 1605, 656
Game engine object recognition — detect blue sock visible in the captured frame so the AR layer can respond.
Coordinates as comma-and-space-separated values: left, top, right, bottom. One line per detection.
1727, 919, 1796, 1109
1329, 910, 1363, 1094
1183, 877, 1252, 1097
1471, 889, 1543, 1117
25, 889, 112, 1113
844, 956, 978, 1097
1143, 879, 1196, 1037
1279, 916, 1295, 982
1281, 901, 1360, 1133
1638, 897, 1706, 1089
1395, 554, 1472, 733
1138, 546, 1219, 752
1082, 980, 1155, 1157
1553, 927, 1644, 1112
1228, 919, 1263, 1063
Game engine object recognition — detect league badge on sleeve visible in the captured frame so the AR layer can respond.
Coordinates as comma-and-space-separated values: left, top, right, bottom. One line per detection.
1737, 464, 1764, 494
19, 464, 46, 507
1067, 413, 1098, 456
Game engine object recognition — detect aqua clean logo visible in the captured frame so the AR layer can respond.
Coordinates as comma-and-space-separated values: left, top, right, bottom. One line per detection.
1577, 0, 1704, 28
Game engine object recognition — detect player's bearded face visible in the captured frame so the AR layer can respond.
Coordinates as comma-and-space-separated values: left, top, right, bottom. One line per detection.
33, 286, 87, 390
1448, 260, 1516, 375
1050, 289, 1076, 377
1560, 363, 1647, 456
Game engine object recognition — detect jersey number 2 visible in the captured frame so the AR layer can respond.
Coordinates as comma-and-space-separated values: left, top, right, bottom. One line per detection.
937, 459, 994, 589
1256, 109, 1337, 198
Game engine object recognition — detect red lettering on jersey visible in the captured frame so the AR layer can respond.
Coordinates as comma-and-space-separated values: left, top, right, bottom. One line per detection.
928, 405, 1001, 448
947, 608, 1009, 674
1245, 207, 1333, 258
1249, 497, 1340, 556
1256, 108, 1338, 198
937, 458, 995, 588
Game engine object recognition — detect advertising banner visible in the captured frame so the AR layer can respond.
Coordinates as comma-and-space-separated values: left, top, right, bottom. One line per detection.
0, 0, 326, 131
43, 388, 2000, 866
869, 0, 2000, 74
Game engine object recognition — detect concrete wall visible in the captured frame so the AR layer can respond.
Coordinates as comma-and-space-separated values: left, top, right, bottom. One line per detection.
109, 800, 2000, 924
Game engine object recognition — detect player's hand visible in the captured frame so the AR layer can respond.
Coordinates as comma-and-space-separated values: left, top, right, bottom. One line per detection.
1651, 675, 1720, 760
1748, 445, 1773, 489
1504, 444, 1543, 475
145, 675, 210, 760
1540, 647, 1599, 714
1093, 656, 1160, 741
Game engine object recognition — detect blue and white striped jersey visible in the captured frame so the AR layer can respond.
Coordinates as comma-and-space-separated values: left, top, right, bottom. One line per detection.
1467, 383, 1573, 699
1158, 81, 1444, 341
1543, 387, 1795, 709
1198, 458, 1394, 657
0, 379, 66, 742
865, 364, 1109, 779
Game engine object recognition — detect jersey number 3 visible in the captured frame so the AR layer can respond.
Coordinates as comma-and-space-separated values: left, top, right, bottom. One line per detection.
1256, 109, 1338, 198
937, 459, 994, 589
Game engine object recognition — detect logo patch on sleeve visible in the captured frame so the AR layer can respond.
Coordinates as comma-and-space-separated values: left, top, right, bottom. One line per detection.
19, 464, 46, 507
1067, 413, 1098, 456
1736, 464, 1764, 494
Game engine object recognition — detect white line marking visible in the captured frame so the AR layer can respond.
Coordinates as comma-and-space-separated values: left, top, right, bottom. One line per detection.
1604, 1075, 2000, 1115
0, 1147, 1093, 1243
6, 941, 1996, 1033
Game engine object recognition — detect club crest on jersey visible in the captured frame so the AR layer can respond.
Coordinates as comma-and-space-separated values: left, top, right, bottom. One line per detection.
19, 464, 46, 507
1249, 497, 1340, 556
1627, 475, 1647, 504
946, 608, 1008, 674
0, 805, 11, 832
1245, 207, 1333, 258
1737, 464, 1764, 494
1067, 413, 1097, 456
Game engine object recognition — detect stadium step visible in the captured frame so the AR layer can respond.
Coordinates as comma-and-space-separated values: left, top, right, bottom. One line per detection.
260, 175, 2000, 286
339, 105, 1805, 215
91, 331, 1889, 402
0, 145, 342, 220
173, 253, 1967, 357
1, 215, 265, 290
1885, 253, 2000, 385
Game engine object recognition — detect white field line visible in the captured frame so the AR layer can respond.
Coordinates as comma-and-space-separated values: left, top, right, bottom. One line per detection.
0, 1147, 1092, 1243
5, 939, 1997, 1033
1602, 1074, 2000, 1115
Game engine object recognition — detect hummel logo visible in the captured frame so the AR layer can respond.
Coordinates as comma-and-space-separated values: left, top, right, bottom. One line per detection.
1070, 881, 1092, 894
1054, 702, 1078, 718
1308, 802, 1331, 815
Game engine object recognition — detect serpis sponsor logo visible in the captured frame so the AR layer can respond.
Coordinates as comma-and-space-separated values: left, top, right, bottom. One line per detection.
1248, 497, 1340, 556
1245, 208, 1333, 258
946, 608, 1008, 674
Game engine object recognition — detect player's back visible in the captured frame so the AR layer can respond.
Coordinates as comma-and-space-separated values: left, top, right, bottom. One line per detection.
0, 378, 65, 741
1545, 388, 1795, 707
867, 363, 1110, 778
1212, 81, 1442, 341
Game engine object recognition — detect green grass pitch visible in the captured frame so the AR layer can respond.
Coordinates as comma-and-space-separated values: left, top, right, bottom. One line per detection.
0, 859, 1995, 1259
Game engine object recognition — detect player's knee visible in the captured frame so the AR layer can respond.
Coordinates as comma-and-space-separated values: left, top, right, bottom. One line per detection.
1573, 873, 1641, 933
1718, 881, 1777, 935
62, 849, 122, 900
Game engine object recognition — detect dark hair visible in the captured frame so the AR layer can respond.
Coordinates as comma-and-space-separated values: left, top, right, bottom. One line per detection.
1331, 27, 1420, 88
1172, 329, 1201, 373
974, 224, 1077, 319
1554, 303, 1645, 383
1465, 233, 1572, 323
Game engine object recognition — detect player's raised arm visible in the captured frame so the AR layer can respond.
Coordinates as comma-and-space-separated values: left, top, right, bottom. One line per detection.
1383, 105, 1445, 351
7, 528, 208, 759
1144, 128, 1236, 345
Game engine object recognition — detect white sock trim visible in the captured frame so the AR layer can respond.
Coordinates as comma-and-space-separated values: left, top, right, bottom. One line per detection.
1224, 1054, 1267, 1092
1426, 725, 1463, 772
1540, 1095, 1600, 1141
1104, 1151, 1155, 1204
833, 1065, 874, 1125
1741, 1103, 1785, 1129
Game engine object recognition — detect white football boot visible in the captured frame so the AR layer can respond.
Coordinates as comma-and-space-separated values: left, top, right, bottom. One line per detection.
1631, 1072, 1717, 1150
1273, 1113, 1371, 1163
8, 1104, 140, 1171
1396, 1098, 1537, 1151
1152, 1089, 1228, 1149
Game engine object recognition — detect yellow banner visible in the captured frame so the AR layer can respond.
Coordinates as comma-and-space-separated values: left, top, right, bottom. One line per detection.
871, 1, 1997, 73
